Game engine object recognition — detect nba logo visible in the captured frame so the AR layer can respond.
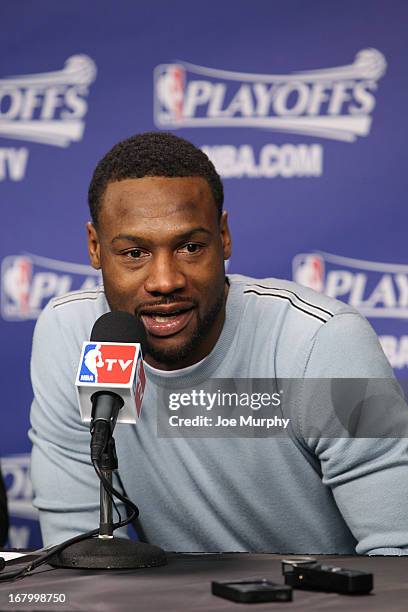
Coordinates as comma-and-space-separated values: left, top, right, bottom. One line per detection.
76, 341, 145, 423
293, 254, 325, 293
154, 64, 185, 125
78, 342, 138, 385
1, 253, 100, 321
1, 256, 33, 319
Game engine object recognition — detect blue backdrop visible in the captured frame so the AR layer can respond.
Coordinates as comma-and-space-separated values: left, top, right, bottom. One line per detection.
1, 0, 407, 547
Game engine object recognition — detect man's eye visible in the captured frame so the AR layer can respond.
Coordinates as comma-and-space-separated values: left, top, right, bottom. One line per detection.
180, 243, 202, 254
126, 249, 146, 259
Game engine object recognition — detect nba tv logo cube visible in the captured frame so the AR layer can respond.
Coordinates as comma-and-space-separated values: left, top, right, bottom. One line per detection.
76, 342, 145, 423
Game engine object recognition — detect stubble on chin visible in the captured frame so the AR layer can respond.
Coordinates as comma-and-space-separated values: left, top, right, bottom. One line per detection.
143, 288, 226, 367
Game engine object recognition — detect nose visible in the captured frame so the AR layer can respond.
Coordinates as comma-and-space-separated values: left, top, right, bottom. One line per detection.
144, 252, 186, 295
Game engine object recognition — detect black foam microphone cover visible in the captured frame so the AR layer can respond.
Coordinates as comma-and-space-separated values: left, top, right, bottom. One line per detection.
90, 311, 146, 349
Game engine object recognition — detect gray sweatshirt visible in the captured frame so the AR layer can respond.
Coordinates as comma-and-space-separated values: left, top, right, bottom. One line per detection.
29, 274, 408, 554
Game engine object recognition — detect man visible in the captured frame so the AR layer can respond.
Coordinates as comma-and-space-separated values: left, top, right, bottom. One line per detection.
30, 132, 408, 554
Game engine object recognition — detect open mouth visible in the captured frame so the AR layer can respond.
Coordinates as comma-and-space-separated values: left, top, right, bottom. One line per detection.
140, 306, 195, 338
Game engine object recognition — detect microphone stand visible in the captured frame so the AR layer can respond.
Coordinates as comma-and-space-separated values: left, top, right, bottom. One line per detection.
99, 437, 118, 539
50, 433, 167, 569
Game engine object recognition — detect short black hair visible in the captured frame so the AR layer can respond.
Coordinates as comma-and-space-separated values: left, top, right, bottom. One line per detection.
88, 132, 224, 225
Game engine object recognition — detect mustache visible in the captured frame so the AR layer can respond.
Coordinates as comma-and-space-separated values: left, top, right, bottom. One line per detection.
136, 296, 198, 314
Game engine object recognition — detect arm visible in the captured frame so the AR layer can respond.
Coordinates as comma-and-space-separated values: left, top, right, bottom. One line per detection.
300, 312, 408, 555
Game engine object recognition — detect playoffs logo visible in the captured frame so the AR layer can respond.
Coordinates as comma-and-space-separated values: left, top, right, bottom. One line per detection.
0, 55, 96, 147
0, 55, 97, 181
1, 454, 37, 521
154, 49, 386, 142
1, 254, 101, 321
1, 453, 43, 548
293, 252, 408, 319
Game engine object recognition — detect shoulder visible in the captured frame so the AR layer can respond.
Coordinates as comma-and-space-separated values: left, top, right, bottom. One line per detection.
229, 273, 355, 324
33, 286, 110, 352
50, 286, 107, 310
227, 274, 390, 377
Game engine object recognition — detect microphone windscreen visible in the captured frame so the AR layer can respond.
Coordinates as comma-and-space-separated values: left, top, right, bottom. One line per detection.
90, 311, 146, 348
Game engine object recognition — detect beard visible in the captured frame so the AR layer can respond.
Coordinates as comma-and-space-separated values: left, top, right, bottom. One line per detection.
142, 286, 225, 367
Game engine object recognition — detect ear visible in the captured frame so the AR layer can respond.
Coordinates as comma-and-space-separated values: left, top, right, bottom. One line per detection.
87, 222, 101, 270
219, 211, 232, 260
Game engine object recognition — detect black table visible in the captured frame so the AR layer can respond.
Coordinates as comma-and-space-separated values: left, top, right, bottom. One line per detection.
0, 553, 406, 611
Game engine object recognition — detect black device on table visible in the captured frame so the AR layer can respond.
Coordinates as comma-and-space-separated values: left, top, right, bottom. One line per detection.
281, 558, 373, 594
212, 579, 293, 603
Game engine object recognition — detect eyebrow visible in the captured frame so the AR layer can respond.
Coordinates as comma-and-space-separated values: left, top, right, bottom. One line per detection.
111, 227, 212, 245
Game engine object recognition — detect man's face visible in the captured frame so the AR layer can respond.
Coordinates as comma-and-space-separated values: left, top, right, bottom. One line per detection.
87, 176, 231, 370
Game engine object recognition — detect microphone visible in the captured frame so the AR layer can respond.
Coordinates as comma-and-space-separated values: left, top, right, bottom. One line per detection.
75, 312, 146, 461
51, 311, 167, 570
